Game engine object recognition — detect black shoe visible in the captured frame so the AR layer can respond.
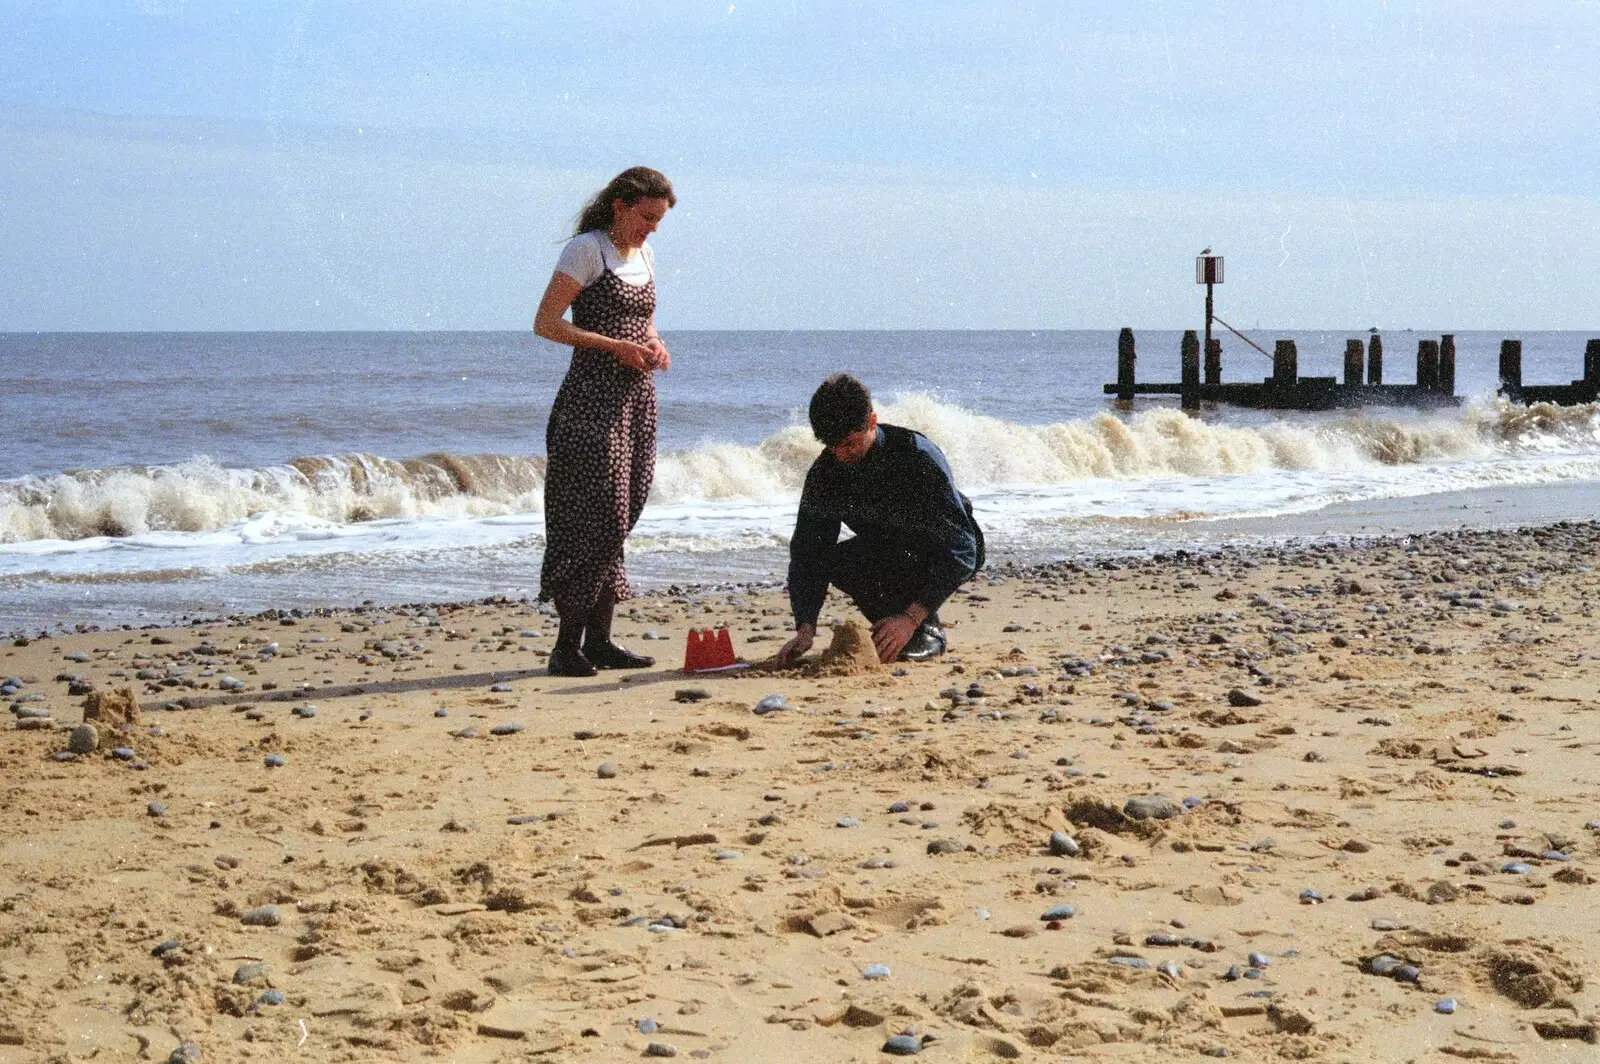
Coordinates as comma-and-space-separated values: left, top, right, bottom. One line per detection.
582, 641, 655, 670
548, 645, 597, 677
898, 624, 947, 662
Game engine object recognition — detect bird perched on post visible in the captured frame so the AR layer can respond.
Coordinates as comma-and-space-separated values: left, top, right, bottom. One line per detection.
1199, 247, 1212, 256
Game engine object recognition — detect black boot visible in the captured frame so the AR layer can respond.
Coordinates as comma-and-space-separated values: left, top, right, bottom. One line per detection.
897, 623, 947, 662
549, 597, 595, 677
548, 644, 597, 677
582, 641, 655, 669
580, 589, 654, 669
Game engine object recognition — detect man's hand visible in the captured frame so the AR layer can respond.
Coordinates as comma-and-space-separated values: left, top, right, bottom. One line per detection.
776, 625, 815, 666
871, 612, 919, 664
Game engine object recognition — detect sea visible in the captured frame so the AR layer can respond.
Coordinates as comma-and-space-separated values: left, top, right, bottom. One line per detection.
3, 329, 1599, 632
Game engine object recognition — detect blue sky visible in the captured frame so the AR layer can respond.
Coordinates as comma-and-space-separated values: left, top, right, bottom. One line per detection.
1, 1, 1596, 330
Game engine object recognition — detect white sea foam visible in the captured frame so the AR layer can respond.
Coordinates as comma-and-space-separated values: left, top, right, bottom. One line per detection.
3, 396, 1598, 563
651, 395, 1597, 503
0, 453, 547, 544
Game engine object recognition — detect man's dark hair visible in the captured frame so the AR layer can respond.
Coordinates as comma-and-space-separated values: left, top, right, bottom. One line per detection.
808, 374, 873, 446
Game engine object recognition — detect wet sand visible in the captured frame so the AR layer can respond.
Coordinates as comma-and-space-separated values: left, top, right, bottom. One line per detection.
4, 521, 1600, 1062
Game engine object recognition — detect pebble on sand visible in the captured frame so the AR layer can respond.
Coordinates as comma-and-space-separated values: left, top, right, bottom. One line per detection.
239, 905, 282, 927
597, 762, 619, 779
883, 1034, 923, 1055
263, 754, 286, 768
233, 962, 269, 985
68, 724, 99, 755
754, 694, 791, 715
1124, 794, 1182, 821
1366, 955, 1403, 976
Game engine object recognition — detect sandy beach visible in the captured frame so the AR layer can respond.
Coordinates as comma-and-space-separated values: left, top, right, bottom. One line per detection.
4, 522, 1600, 1063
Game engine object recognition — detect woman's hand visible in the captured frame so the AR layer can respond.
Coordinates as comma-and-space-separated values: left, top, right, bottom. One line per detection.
610, 339, 657, 372
645, 336, 671, 371
535, 272, 668, 373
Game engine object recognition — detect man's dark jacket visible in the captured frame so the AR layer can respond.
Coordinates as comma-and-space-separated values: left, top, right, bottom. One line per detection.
788, 423, 983, 627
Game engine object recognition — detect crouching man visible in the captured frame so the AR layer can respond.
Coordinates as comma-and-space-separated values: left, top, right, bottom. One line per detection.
777, 374, 984, 666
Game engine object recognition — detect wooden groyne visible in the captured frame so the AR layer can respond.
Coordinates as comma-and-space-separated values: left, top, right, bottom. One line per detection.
1104, 331, 1600, 410
1499, 338, 1600, 405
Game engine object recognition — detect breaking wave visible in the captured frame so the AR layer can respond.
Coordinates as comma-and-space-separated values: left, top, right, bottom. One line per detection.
0, 453, 547, 543
4, 394, 1598, 544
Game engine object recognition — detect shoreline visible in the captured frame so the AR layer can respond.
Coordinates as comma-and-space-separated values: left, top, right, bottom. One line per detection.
8, 494, 1599, 638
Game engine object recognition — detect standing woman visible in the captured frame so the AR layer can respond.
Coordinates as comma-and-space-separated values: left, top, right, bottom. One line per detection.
533, 167, 676, 677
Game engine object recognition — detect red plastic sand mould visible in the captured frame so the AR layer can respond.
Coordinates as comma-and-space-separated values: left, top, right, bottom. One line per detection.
682, 628, 737, 672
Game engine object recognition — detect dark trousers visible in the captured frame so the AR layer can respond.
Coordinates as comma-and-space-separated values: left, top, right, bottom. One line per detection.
827, 536, 940, 625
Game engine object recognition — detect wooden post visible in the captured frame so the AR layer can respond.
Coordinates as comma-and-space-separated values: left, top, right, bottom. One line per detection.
1344, 340, 1364, 386
1204, 281, 1214, 365
1499, 339, 1523, 400
1585, 338, 1600, 386
1416, 339, 1440, 391
1116, 328, 1136, 400
1181, 330, 1200, 410
1273, 339, 1298, 389
1439, 334, 1457, 395
1205, 338, 1222, 385
1366, 334, 1384, 385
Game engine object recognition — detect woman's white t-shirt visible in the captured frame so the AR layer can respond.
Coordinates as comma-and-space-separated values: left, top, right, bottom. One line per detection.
554, 231, 654, 288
